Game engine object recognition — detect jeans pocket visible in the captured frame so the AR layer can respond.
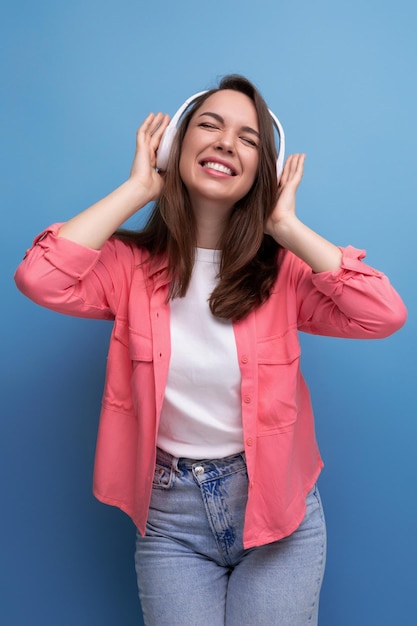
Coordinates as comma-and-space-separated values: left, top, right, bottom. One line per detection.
152, 462, 175, 490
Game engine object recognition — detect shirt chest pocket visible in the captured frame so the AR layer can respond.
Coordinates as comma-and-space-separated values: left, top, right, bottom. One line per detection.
256, 327, 301, 434
128, 330, 154, 363
257, 327, 300, 365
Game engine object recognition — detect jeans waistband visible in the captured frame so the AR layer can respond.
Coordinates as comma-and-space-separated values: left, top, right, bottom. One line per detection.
156, 447, 246, 472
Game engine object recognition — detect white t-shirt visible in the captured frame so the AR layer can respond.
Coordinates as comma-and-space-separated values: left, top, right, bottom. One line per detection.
157, 248, 244, 459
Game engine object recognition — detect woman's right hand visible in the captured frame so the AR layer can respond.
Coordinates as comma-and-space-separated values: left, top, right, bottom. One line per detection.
56, 112, 170, 249
130, 112, 171, 202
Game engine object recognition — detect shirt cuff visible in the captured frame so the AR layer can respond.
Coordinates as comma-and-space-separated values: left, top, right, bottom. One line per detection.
311, 246, 383, 296
27, 223, 101, 280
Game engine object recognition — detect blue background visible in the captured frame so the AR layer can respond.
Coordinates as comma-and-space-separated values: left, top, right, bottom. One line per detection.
2, 1, 416, 624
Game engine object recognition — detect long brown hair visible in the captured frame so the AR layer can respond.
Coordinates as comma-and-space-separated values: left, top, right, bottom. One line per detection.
116, 74, 283, 321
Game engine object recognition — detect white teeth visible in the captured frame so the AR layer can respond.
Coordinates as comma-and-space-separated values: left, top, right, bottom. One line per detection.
203, 161, 233, 176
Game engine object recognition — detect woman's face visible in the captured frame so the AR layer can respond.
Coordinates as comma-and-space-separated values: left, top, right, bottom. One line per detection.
179, 89, 260, 212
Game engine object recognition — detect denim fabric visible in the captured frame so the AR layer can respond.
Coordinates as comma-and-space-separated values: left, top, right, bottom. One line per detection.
135, 448, 326, 626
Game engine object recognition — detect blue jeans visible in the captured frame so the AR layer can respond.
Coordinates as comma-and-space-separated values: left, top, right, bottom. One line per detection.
135, 448, 326, 625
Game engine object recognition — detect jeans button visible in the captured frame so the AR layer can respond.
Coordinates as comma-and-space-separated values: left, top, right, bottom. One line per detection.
194, 465, 204, 475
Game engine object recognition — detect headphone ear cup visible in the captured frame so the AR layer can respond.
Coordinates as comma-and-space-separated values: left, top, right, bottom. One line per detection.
156, 123, 177, 171
156, 90, 208, 171
268, 109, 285, 182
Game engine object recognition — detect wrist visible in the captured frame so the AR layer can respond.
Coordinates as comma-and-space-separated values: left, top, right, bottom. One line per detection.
268, 215, 302, 248
123, 178, 155, 210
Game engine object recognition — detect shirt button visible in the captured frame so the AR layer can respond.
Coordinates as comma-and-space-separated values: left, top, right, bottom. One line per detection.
243, 395, 251, 403
241, 355, 248, 364
194, 465, 204, 475
246, 438, 254, 446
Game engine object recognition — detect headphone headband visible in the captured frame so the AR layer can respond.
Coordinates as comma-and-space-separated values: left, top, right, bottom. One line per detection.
156, 90, 285, 181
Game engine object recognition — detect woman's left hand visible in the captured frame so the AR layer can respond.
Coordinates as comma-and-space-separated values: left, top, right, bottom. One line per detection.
264, 153, 343, 272
264, 153, 305, 243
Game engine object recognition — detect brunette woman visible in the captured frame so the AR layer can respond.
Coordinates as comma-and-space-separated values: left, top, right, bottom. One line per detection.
15, 75, 406, 625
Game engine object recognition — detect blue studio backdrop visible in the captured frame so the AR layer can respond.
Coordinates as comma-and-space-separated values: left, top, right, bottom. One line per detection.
2, 1, 416, 625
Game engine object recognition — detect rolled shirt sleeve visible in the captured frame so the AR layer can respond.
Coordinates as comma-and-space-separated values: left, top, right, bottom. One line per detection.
14, 223, 136, 320
293, 246, 407, 338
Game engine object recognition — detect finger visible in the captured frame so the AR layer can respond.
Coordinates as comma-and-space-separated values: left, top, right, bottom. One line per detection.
148, 112, 167, 136
292, 153, 305, 183
137, 112, 157, 137
148, 116, 169, 163
136, 114, 153, 150
135, 114, 170, 163
287, 154, 305, 185
287, 154, 299, 180
150, 113, 169, 135
136, 112, 166, 142
279, 154, 298, 187
279, 155, 293, 187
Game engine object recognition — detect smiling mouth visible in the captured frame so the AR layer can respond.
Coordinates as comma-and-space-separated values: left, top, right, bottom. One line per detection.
201, 161, 236, 176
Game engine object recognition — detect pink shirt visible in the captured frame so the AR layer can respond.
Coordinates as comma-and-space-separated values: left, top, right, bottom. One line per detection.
15, 224, 407, 548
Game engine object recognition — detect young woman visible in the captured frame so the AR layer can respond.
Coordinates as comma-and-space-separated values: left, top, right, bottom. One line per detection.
15, 75, 406, 625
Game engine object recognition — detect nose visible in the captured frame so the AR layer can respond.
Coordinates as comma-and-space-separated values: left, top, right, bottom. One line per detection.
214, 130, 235, 154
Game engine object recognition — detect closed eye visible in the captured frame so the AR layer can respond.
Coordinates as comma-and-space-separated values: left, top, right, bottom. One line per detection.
199, 122, 219, 130
241, 136, 259, 148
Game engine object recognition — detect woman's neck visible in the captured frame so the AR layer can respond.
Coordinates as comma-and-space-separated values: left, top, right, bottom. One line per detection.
193, 201, 231, 249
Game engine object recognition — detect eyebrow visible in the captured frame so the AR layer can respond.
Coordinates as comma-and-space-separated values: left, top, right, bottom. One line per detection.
198, 111, 260, 139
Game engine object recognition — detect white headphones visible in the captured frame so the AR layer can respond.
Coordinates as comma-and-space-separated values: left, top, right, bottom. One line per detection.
156, 90, 286, 181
